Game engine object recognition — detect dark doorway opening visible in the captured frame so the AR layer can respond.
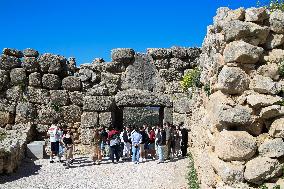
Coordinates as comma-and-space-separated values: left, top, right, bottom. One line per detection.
113, 106, 164, 130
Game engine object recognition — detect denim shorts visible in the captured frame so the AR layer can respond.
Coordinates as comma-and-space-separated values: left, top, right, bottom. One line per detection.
100, 142, 106, 150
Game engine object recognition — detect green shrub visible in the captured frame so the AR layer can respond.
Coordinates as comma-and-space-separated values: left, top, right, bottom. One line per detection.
51, 103, 61, 112
188, 152, 200, 189
0, 131, 7, 142
181, 68, 201, 92
257, 0, 284, 12
279, 62, 284, 77
204, 83, 211, 96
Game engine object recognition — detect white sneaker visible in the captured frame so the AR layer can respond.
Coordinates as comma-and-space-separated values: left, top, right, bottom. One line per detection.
139, 158, 143, 162
136, 161, 139, 164
143, 158, 146, 161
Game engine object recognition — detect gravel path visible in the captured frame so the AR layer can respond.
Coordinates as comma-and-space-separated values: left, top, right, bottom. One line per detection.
0, 156, 188, 189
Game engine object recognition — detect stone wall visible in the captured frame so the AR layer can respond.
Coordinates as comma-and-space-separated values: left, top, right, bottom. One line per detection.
0, 46, 200, 173
190, 7, 284, 188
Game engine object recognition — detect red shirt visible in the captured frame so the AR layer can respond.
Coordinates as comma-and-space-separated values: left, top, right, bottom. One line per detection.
108, 129, 119, 139
149, 130, 155, 143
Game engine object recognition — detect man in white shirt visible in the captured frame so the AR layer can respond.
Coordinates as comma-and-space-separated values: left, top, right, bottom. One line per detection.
47, 123, 60, 163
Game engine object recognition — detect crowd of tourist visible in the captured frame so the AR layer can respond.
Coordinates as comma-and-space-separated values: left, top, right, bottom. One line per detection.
47, 122, 189, 168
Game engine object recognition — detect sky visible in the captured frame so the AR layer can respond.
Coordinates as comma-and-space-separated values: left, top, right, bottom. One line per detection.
0, 0, 259, 64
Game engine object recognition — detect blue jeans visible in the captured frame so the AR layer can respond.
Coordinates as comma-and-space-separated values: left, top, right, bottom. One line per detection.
158, 145, 165, 162
132, 145, 140, 162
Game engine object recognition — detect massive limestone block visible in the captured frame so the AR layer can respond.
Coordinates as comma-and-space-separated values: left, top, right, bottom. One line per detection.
101, 72, 120, 95
37, 105, 62, 125
147, 48, 172, 59
81, 112, 98, 128
0, 98, 16, 114
28, 72, 42, 87
171, 46, 188, 59
264, 49, 284, 64
87, 84, 109, 96
83, 96, 115, 112
42, 74, 61, 90
216, 66, 249, 94
38, 53, 65, 74
218, 105, 252, 126
257, 63, 280, 80
270, 10, 284, 33
245, 7, 268, 22
0, 111, 14, 127
6, 86, 23, 102
115, 89, 172, 107
210, 152, 245, 184
259, 138, 284, 158
221, 20, 270, 44
10, 68, 27, 85
169, 58, 190, 70
246, 94, 282, 108
269, 118, 284, 138
173, 94, 193, 114
264, 33, 284, 49
99, 112, 114, 127
27, 87, 50, 104
62, 76, 81, 92
121, 53, 158, 91
244, 157, 282, 184
2, 48, 23, 58
69, 91, 84, 106
249, 75, 279, 95
260, 105, 284, 119
21, 57, 39, 73
78, 68, 99, 83
50, 90, 69, 106
104, 61, 126, 73
152, 59, 170, 69
159, 68, 183, 82
62, 105, 82, 123
214, 7, 245, 24
0, 55, 21, 70
15, 102, 36, 123
214, 131, 257, 161
80, 128, 93, 145
111, 48, 135, 64
0, 70, 8, 91
223, 41, 264, 64
22, 48, 39, 57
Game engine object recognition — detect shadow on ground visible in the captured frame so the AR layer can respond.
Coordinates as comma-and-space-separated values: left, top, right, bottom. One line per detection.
0, 158, 42, 184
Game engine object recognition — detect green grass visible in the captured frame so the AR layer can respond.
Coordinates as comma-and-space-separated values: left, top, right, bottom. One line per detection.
187, 152, 200, 189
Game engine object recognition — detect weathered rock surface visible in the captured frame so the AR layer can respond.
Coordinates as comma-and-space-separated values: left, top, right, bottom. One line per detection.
42, 74, 61, 90
10, 68, 27, 85
115, 89, 172, 107
22, 48, 39, 57
83, 96, 115, 112
21, 57, 39, 73
269, 118, 284, 138
220, 20, 269, 45
249, 75, 279, 95
81, 112, 98, 128
0, 55, 21, 70
264, 49, 284, 64
214, 131, 257, 161
246, 94, 281, 108
62, 76, 81, 91
50, 90, 69, 106
258, 138, 284, 158
245, 7, 268, 22
270, 10, 284, 33
111, 48, 135, 64
3, 48, 23, 58
264, 33, 284, 49
28, 72, 42, 87
260, 105, 284, 119
244, 157, 282, 184
216, 66, 249, 94
257, 63, 280, 80
223, 41, 263, 64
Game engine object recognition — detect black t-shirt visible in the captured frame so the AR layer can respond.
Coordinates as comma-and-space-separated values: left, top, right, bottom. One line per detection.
140, 130, 149, 144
